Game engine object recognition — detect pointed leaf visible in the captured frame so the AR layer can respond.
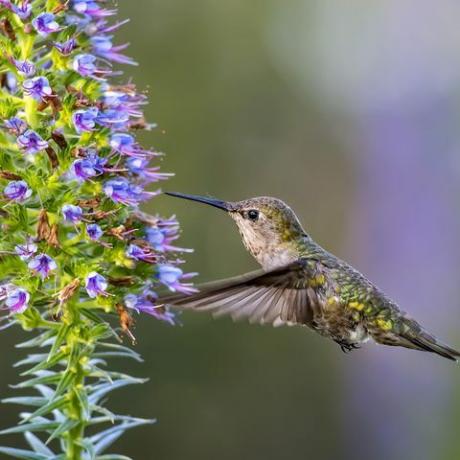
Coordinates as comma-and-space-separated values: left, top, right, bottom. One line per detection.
20, 396, 67, 424
1, 396, 47, 407
24, 432, 54, 456
47, 325, 71, 363
0, 421, 59, 435
21, 351, 67, 376
45, 419, 79, 445
0, 447, 49, 460
88, 377, 148, 405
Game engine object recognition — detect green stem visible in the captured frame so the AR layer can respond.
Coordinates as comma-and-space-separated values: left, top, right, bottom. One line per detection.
65, 311, 87, 460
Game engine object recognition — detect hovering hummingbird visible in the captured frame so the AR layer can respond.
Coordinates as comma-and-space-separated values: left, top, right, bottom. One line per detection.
162, 192, 460, 361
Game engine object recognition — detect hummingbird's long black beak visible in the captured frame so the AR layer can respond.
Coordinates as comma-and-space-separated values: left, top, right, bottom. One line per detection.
165, 192, 232, 211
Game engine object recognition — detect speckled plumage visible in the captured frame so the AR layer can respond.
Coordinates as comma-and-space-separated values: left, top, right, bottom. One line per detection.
163, 193, 460, 361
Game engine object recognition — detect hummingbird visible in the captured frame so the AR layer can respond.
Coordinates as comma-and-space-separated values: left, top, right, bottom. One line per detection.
162, 192, 460, 362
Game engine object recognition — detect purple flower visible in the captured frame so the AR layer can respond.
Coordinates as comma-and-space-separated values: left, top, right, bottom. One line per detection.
23, 76, 52, 101
146, 226, 190, 253
53, 38, 77, 55
28, 254, 57, 279
102, 90, 146, 119
125, 293, 176, 325
96, 109, 129, 128
157, 265, 197, 294
17, 129, 48, 154
5, 288, 30, 314
103, 178, 155, 206
11, 1, 32, 19
72, 108, 99, 133
5, 117, 27, 135
85, 272, 108, 298
32, 13, 61, 36
73, 54, 102, 78
86, 223, 103, 240
126, 244, 156, 263
110, 133, 152, 158
71, 150, 106, 181
127, 158, 173, 183
4, 180, 32, 202
91, 35, 137, 65
13, 59, 36, 77
15, 241, 38, 260
62, 204, 83, 223
72, 0, 115, 18
5, 72, 17, 94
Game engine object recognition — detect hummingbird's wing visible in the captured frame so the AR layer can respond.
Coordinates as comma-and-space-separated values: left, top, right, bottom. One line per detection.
159, 260, 321, 327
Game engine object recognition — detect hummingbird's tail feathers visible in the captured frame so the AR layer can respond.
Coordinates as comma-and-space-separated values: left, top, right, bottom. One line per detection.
396, 318, 460, 362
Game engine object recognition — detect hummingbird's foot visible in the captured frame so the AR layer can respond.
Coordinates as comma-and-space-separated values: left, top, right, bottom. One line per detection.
337, 341, 361, 354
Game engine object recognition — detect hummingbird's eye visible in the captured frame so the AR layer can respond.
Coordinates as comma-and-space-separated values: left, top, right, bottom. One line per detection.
247, 209, 259, 221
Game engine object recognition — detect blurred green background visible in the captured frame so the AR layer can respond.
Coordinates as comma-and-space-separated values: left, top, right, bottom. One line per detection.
3, 1, 460, 459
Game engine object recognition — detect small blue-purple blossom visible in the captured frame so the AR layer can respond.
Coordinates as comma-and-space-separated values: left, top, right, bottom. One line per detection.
146, 226, 190, 253
102, 90, 145, 119
17, 129, 48, 154
11, 1, 32, 19
13, 59, 36, 77
73, 0, 115, 18
72, 108, 99, 133
32, 13, 61, 36
28, 253, 57, 279
15, 241, 38, 260
3, 180, 32, 202
5, 287, 30, 314
110, 133, 152, 158
71, 150, 106, 181
53, 38, 77, 55
127, 158, 172, 183
73, 54, 101, 78
85, 272, 108, 298
5, 72, 17, 93
86, 223, 103, 240
103, 178, 155, 206
96, 109, 130, 128
62, 204, 83, 224
5, 117, 27, 135
125, 293, 176, 325
126, 244, 156, 263
91, 35, 137, 65
157, 265, 197, 294
23, 76, 52, 101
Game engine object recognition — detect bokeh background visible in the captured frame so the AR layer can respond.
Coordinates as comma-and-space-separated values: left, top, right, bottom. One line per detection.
3, 1, 460, 459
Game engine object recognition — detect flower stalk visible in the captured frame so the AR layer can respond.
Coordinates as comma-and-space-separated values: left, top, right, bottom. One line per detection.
0, 1, 195, 458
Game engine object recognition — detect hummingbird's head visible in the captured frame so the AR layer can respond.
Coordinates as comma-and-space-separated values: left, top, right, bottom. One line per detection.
165, 192, 307, 270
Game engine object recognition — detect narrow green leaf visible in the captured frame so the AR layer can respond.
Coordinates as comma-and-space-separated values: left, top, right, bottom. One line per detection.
0, 447, 49, 460
47, 324, 71, 363
45, 419, 79, 445
14, 354, 49, 368
1, 396, 47, 407
92, 419, 155, 454
24, 432, 54, 456
20, 396, 67, 424
21, 351, 67, 376
93, 351, 143, 362
0, 421, 59, 435
52, 369, 76, 400
16, 331, 55, 349
88, 377, 148, 405
96, 455, 133, 460
11, 373, 61, 389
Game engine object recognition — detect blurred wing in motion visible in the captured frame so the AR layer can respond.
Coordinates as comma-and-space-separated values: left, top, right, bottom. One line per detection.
159, 260, 322, 327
